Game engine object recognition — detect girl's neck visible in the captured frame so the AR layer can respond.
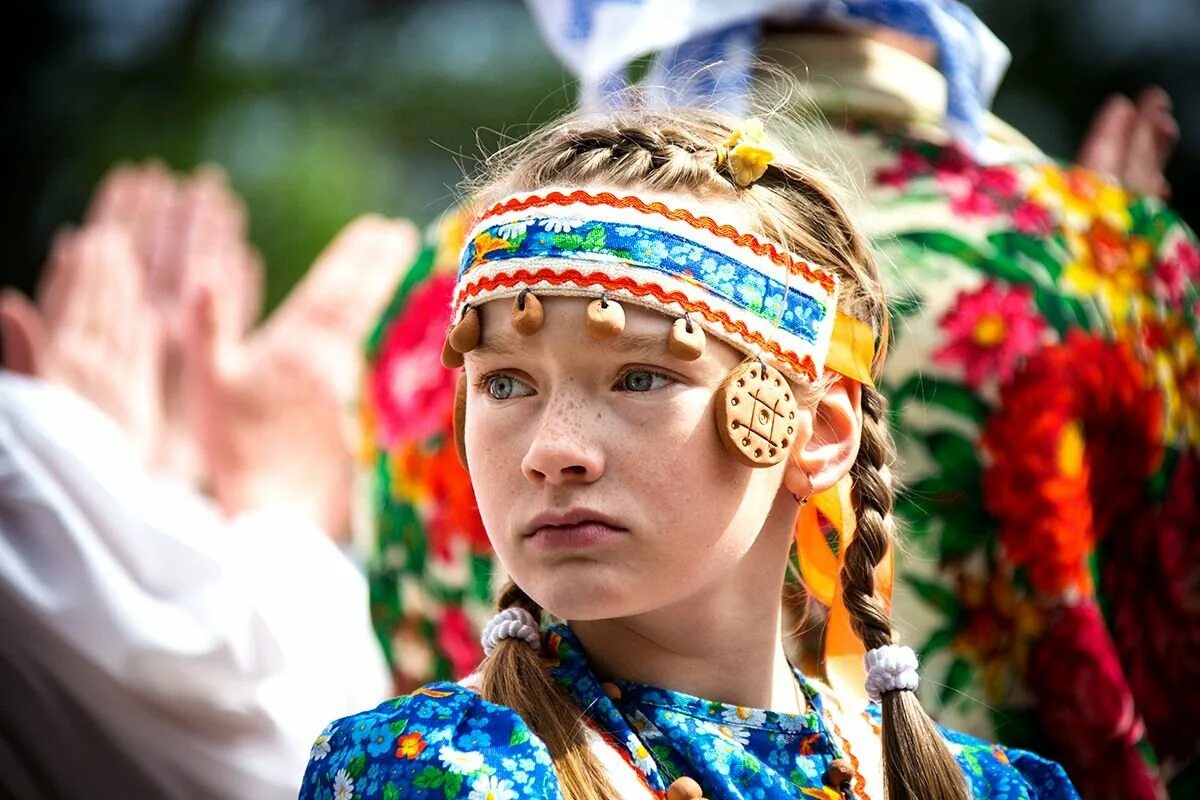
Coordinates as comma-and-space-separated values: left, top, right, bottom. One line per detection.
568, 497, 803, 713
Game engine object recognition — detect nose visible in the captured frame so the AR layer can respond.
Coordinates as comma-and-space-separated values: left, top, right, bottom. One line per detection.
521, 394, 605, 487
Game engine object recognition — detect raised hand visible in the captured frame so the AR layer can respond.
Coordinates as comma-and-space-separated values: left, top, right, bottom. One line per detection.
182, 215, 417, 537
84, 161, 263, 478
0, 226, 162, 460
1077, 86, 1179, 200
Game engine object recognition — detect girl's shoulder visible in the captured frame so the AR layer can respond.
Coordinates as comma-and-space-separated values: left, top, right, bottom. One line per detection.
828, 685, 1077, 800
853, 703, 1078, 799
298, 681, 563, 800
942, 726, 1079, 800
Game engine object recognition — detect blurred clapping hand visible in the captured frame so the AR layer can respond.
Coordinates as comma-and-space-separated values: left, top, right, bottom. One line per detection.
182, 215, 416, 539
1078, 86, 1180, 200
0, 161, 416, 539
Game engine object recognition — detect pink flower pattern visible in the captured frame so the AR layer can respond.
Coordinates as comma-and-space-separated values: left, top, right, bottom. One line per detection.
934, 281, 1048, 388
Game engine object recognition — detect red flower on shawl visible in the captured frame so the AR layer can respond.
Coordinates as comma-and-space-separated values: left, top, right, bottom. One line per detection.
368, 274, 458, 448
1104, 453, 1200, 766
932, 145, 1021, 217
1011, 200, 1054, 235
874, 146, 930, 188
437, 606, 484, 680
1151, 237, 1200, 309
1027, 602, 1163, 800
934, 281, 1047, 389
981, 332, 1163, 596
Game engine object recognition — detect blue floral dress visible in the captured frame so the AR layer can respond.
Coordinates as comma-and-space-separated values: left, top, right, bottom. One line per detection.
299, 625, 1077, 799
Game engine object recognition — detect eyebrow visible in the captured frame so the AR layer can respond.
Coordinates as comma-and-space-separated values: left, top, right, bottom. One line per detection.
473, 332, 672, 358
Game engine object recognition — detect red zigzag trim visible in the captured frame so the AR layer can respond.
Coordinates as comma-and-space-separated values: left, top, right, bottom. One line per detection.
479, 190, 837, 293
457, 267, 819, 382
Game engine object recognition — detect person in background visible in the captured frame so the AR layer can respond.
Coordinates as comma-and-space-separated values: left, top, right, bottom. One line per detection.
0, 163, 412, 799
358, 2, 1198, 798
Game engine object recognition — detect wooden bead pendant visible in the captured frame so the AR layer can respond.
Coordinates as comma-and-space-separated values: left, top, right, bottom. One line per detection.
452, 373, 468, 471
824, 758, 856, 799
511, 289, 544, 335
668, 314, 706, 360
441, 333, 465, 368
448, 305, 481, 353
714, 359, 798, 468
666, 777, 704, 800
586, 295, 625, 339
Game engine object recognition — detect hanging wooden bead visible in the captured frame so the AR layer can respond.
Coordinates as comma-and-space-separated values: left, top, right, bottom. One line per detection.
668, 314, 706, 360
441, 333, 465, 368
666, 777, 704, 800
511, 289, 544, 335
714, 359, 798, 468
586, 295, 625, 339
448, 305, 481, 353
453, 373, 468, 471
824, 759, 856, 799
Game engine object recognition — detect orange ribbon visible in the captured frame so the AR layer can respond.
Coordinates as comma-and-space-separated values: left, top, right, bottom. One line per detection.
826, 312, 876, 389
794, 310, 888, 707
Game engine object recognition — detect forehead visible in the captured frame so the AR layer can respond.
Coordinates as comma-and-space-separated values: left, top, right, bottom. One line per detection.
470, 294, 744, 368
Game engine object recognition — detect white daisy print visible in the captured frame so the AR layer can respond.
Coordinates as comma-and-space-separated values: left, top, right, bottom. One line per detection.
440, 745, 485, 775
469, 774, 518, 800
333, 768, 354, 800
721, 705, 767, 727
626, 733, 656, 775
497, 221, 529, 240
542, 218, 582, 233
309, 731, 333, 761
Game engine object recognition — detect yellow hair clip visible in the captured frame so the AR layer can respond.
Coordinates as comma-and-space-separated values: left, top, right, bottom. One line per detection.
715, 118, 775, 188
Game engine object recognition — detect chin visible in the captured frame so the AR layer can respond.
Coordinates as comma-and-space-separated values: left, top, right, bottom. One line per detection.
520, 565, 642, 621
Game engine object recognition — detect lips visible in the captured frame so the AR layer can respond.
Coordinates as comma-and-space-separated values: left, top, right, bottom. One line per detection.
523, 508, 628, 549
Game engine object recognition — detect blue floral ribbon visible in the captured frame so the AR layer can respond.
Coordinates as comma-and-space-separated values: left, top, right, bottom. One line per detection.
459, 215, 830, 345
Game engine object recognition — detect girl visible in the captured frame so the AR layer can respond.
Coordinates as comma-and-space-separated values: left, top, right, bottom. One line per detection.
300, 108, 1077, 800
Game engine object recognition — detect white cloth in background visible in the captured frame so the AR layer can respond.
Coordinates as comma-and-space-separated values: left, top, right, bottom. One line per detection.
0, 372, 390, 800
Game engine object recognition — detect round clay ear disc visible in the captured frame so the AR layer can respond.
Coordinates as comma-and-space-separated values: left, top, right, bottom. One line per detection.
453, 374, 468, 471
714, 360, 798, 468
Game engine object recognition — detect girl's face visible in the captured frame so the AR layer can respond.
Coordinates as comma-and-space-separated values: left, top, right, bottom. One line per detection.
464, 296, 808, 621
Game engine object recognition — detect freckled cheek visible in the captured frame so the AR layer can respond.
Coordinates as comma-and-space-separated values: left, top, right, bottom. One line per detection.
463, 408, 530, 526
610, 396, 730, 495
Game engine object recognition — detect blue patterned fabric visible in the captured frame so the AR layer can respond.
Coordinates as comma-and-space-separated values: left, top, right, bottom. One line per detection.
461, 216, 830, 344
299, 623, 1079, 799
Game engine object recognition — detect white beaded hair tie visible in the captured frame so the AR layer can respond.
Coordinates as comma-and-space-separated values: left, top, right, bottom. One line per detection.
481, 608, 542, 657
863, 644, 919, 703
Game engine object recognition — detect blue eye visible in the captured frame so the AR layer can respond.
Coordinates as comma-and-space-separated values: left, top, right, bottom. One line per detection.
482, 374, 535, 400
617, 369, 672, 393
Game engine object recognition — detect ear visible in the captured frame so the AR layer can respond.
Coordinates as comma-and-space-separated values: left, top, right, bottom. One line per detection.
783, 376, 862, 499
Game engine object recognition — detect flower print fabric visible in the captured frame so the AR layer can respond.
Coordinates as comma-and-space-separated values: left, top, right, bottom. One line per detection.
299, 624, 1077, 799
360, 123, 1199, 798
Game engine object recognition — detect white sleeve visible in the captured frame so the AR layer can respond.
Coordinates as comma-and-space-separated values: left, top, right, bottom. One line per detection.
0, 372, 390, 799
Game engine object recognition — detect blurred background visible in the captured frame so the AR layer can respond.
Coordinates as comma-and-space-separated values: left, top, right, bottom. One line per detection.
5, 0, 1199, 307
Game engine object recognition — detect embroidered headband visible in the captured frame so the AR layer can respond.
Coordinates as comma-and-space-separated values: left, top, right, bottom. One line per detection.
449, 187, 874, 388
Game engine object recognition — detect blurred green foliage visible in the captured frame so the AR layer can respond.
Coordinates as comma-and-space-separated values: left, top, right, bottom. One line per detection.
5, 0, 1198, 312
